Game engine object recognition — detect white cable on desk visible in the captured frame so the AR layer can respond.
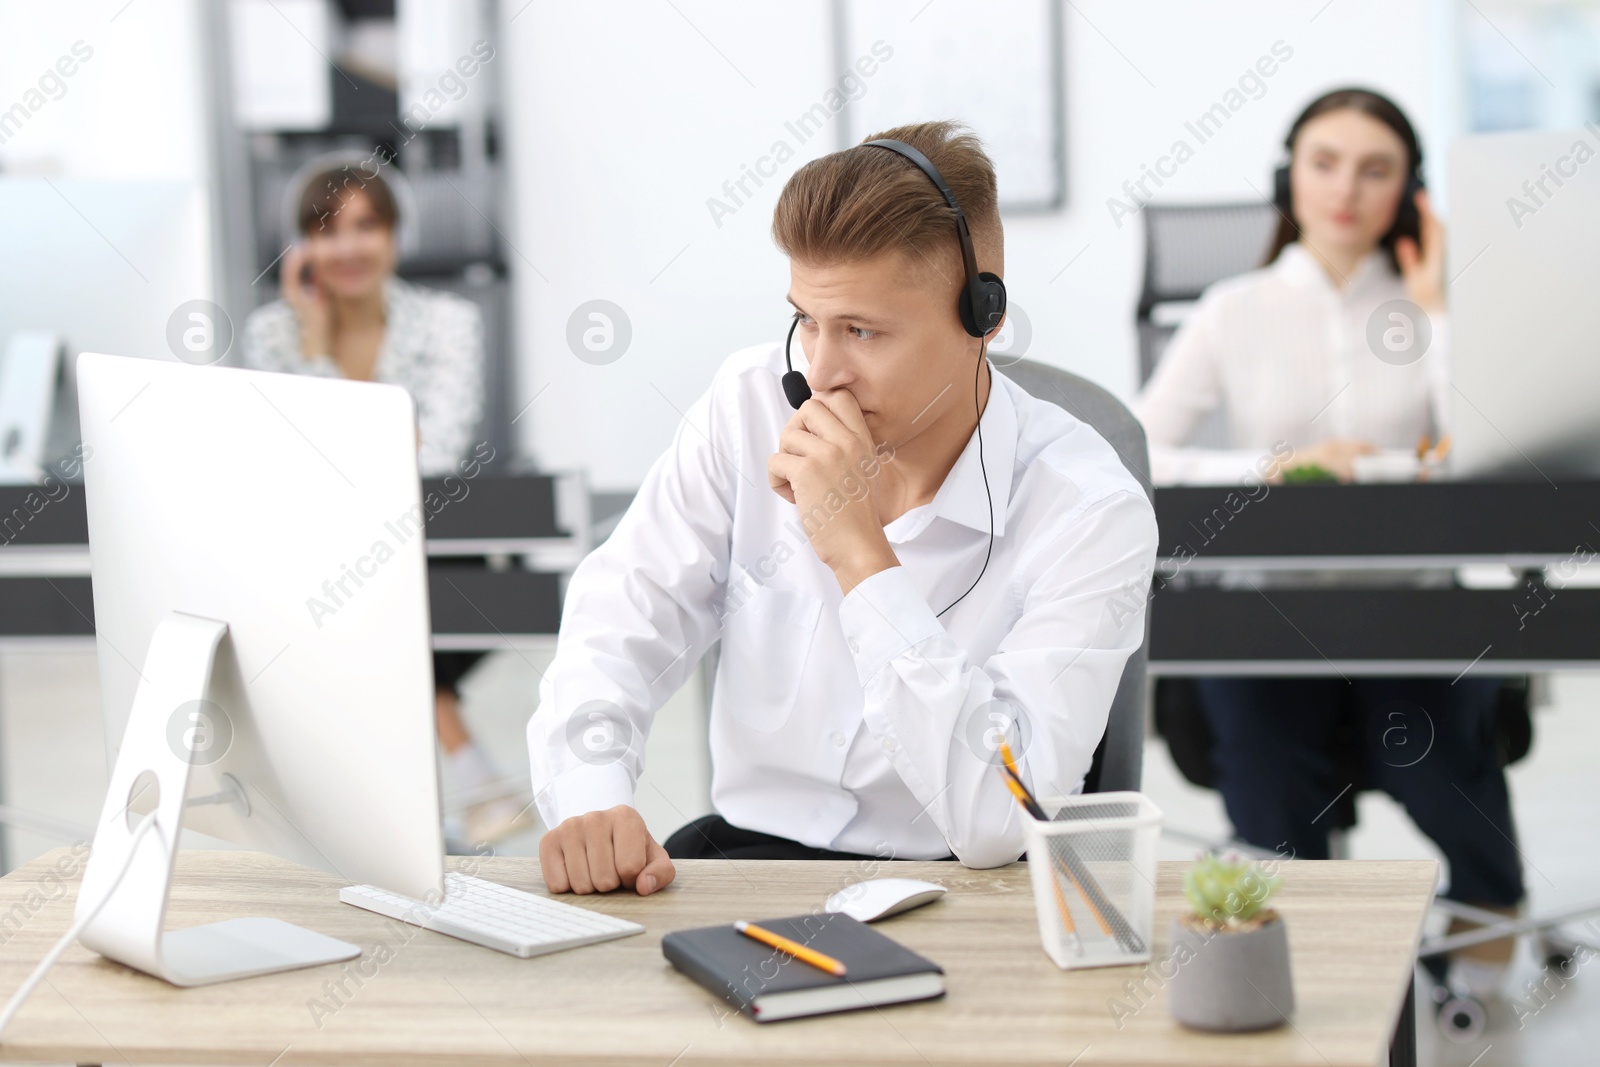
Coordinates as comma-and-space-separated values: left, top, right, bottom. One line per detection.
0, 810, 162, 1038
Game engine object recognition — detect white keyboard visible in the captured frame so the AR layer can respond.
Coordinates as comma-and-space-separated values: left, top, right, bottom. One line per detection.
339, 871, 645, 958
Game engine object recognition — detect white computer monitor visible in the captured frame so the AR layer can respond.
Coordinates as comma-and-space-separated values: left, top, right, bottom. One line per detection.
71, 351, 443, 986
1449, 126, 1600, 479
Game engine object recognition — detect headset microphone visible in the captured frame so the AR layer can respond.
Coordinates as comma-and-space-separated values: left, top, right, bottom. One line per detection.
781, 315, 812, 409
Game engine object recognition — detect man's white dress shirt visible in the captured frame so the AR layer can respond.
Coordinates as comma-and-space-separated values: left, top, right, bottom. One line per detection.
1134, 242, 1450, 485
528, 343, 1157, 868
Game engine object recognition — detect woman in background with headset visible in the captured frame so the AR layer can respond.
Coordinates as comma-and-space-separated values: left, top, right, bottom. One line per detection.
241, 159, 530, 845
1134, 88, 1524, 1005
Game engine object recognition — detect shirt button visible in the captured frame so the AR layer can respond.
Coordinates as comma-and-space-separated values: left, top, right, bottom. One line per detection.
881, 737, 896, 754
831, 731, 846, 747
847, 638, 860, 654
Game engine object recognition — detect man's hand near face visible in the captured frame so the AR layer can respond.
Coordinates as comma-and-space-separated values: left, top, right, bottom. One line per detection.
767, 390, 900, 595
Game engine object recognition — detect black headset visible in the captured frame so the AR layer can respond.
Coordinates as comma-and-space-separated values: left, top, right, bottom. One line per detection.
1271, 99, 1425, 259
783, 138, 1007, 407
781, 138, 1003, 617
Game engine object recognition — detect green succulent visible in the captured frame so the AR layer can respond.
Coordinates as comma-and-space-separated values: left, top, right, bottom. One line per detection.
1183, 853, 1281, 928
1280, 463, 1338, 484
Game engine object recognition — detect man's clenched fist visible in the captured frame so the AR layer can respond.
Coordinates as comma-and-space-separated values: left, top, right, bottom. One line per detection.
539, 804, 676, 896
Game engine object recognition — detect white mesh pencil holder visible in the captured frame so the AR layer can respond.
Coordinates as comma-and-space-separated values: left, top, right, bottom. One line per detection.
1023, 791, 1162, 969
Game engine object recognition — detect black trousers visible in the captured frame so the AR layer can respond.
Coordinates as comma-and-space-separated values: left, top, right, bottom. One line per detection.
1194, 676, 1524, 906
664, 814, 957, 862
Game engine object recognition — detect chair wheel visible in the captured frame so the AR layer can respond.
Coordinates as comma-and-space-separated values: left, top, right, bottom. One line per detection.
1539, 932, 1585, 972
1436, 993, 1486, 1042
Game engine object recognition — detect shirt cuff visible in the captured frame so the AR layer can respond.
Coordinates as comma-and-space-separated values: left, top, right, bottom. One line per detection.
837, 565, 945, 685
533, 759, 636, 829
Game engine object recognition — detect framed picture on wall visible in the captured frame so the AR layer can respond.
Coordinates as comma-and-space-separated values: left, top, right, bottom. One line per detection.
834, 0, 1066, 212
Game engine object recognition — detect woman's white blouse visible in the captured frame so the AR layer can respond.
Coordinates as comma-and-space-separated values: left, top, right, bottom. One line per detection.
1133, 242, 1451, 485
240, 276, 485, 477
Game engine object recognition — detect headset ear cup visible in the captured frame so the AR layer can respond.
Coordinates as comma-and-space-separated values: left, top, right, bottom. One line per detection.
958, 287, 979, 337
960, 273, 1007, 338
1273, 163, 1292, 218
1385, 171, 1426, 253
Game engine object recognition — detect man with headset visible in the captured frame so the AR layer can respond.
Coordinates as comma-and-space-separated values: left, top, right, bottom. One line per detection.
528, 121, 1158, 896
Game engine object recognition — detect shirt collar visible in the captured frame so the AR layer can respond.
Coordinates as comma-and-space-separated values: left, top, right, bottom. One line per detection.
918, 365, 1018, 538
1273, 240, 1391, 296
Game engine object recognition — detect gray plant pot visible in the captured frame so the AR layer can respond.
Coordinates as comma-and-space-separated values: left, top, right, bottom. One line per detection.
1166, 914, 1295, 1032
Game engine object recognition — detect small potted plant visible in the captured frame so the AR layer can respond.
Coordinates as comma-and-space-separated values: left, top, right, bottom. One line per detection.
1167, 853, 1295, 1032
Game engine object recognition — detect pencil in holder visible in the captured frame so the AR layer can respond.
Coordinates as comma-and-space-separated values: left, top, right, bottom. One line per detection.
1022, 791, 1162, 969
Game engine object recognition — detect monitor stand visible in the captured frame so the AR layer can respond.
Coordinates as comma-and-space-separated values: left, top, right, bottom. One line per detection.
75, 611, 360, 986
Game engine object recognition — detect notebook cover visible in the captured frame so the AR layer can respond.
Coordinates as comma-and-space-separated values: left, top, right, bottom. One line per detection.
661, 912, 945, 1021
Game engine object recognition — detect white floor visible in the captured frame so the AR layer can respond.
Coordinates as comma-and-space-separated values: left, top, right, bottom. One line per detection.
2, 647, 1596, 1064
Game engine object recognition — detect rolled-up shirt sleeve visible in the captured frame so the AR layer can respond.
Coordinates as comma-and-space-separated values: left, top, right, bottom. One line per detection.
527, 374, 740, 829
838, 487, 1158, 868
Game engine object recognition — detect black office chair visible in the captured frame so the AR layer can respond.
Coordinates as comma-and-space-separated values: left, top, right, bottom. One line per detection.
1134, 201, 1278, 386
1001, 358, 1153, 795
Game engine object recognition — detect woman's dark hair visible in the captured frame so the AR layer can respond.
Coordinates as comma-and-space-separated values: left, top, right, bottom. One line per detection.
1262, 87, 1423, 271
296, 163, 400, 237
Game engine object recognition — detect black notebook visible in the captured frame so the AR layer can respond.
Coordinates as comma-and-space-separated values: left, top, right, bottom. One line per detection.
661, 913, 945, 1022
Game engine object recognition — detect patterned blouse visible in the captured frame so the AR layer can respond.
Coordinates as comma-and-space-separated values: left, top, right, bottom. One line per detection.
240, 276, 484, 477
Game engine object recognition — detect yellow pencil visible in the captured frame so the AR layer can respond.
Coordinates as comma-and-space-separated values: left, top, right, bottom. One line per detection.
998, 738, 1021, 780
998, 766, 1117, 942
735, 920, 848, 977
1000, 769, 1046, 819
1054, 843, 1115, 939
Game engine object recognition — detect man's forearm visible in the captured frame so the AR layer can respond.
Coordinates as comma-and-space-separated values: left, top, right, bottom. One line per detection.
831, 538, 901, 597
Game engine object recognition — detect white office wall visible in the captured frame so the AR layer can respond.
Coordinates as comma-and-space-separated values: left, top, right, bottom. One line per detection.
0, 0, 209, 181
501, 0, 1444, 491
0, 0, 213, 362
498, 1, 836, 489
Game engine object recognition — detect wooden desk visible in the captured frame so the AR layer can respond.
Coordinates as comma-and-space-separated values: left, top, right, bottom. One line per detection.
0, 851, 1434, 1066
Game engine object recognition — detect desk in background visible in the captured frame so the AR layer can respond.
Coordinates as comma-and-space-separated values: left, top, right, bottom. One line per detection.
0, 472, 583, 650
1149, 480, 1600, 675
0, 850, 1433, 1066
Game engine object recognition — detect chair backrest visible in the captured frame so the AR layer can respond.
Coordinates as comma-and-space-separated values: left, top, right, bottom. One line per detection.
999, 358, 1151, 794
1135, 202, 1278, 385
